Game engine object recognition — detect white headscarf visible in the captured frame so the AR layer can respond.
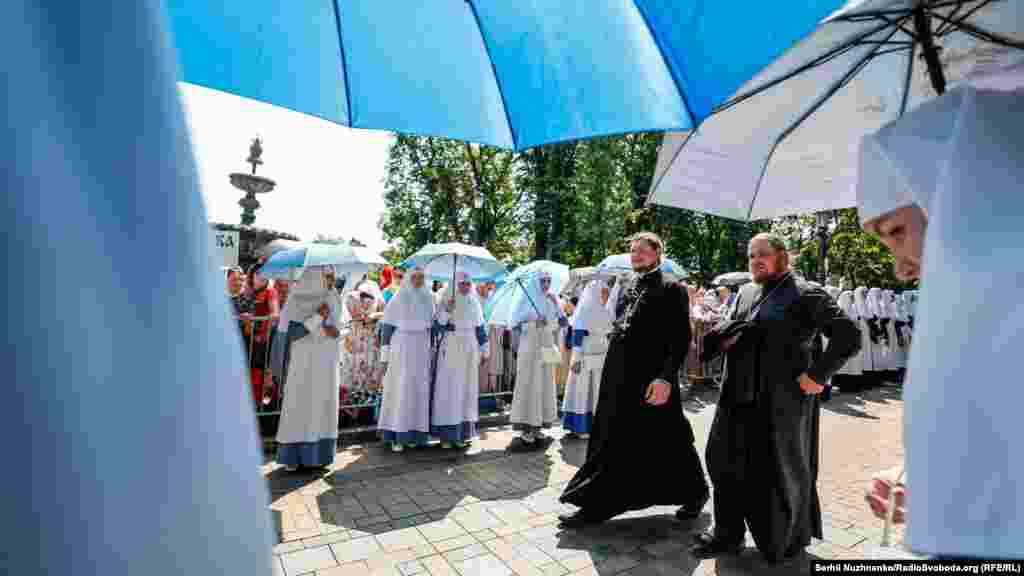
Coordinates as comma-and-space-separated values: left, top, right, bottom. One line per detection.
606, 276, 623, 317
867, 287, 886, 318
381, 266, 434, 331
572, 280, 614, 333
854, 287, 871, 319
904, 291, 917, 318
838, 291, 858, 321
862, 86, 1024, 558
884, 290, 902, 321
445, 271, 484, 327
509, 270, 558, 326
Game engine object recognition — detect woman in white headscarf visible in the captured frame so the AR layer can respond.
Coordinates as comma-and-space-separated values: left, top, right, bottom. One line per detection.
832, 291, 865, 393
561, 278, 615, 439
868, 287, 893, 378
276, 267, 343, 471
432, 272, 489, 449
378, 267, 435, 452
855, 286, 880, 385
510, 270, 567, 447
885, 290, 908, 377
856, 86, 1024, 559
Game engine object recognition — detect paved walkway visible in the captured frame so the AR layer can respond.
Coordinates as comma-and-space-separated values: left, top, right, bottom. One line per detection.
265, 384, 907, 576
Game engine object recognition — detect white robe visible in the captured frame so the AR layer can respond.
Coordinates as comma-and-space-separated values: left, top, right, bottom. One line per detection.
835, 292, 863, 376
510, 295, 561, 430
885, 292, 908, 369
432, 291, 488, 442
276, 290, 342, 466
561, 328, 609, 432
562, 281, 613, 433
5, 4, 273, 573
855, 288, 879, 372
858, 86, 1024, 558
867, 288, 893, 371
378, 275, 435, 445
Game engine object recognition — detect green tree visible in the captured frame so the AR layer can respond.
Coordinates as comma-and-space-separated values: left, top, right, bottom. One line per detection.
377, 136, 523, 262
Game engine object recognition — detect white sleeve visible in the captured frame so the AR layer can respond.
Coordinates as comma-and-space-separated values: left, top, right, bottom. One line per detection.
304, 314, 322, 334
380, 346, 390, 362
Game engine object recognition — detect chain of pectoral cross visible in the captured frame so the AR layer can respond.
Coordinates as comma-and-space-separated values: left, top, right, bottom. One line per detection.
617, 276, 648, 334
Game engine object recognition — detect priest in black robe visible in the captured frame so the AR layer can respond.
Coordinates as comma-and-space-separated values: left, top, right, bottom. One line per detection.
558, 232, 709, 528
691, 233, 861, 562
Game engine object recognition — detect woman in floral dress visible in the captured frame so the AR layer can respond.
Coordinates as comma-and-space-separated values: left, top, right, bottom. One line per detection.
340, 282, 383, 422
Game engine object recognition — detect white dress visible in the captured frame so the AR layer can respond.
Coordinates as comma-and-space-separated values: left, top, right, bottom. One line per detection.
510, 295, 562, 432
560, 327, 609, 434
834, 292, 864, 376
378, 276, 435, 446
276, 296, 342, 467
432, 292, 487, 444
275, 271, 343, 468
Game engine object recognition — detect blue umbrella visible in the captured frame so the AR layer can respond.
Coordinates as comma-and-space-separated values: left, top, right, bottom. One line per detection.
485, 260, 570, 326
401, 243, 506, 284
595, 253, 687, 277
168, 1, 844, 151
260, 242, 386, 280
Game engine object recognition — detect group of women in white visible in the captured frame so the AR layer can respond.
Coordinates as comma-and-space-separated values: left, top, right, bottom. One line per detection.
831, 286, 917, 390
376, 267, 614, 451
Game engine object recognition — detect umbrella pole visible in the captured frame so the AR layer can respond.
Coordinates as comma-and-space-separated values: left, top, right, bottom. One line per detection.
914, 7, 946, 95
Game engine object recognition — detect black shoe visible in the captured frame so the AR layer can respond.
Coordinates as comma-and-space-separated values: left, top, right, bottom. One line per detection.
689, 532, 744, 559
675, 489, 710, 521
557, 511, 601, 529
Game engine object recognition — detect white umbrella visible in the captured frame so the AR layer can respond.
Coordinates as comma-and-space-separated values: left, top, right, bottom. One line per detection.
648, 0, 1023, 221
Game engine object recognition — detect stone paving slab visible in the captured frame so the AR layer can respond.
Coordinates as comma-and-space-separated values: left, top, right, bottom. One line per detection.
268, 385, 907, 575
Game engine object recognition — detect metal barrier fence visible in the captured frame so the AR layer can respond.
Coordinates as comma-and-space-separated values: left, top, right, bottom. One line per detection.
238, 317, 707, 439
236, 316, 518, 437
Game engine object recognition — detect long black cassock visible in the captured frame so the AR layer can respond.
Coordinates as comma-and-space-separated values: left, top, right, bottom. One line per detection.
703, 273, 860, 558
560, 268, 708, 519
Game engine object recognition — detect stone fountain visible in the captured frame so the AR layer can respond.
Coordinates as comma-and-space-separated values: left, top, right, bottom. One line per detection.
231, 137, 276, 226
211, 137, 299, 270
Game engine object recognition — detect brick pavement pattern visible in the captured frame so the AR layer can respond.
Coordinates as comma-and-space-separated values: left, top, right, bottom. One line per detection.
266, 385, 907, 576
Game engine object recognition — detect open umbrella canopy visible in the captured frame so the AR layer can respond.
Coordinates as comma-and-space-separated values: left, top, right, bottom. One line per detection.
260, 242, 386, 280
595, 253, 687, 278
401, 243, 505, 283
713, 271, 753, 287
485, 260, 569, 326
648, 0, 1023, 221
167, 0, 844, 151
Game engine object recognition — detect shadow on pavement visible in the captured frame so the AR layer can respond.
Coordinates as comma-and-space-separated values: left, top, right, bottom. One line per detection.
823, 385, 901, 419
296, 442, 560, 542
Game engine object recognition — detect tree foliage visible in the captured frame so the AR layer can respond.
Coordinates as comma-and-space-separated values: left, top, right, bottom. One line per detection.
379, 134, 901, 289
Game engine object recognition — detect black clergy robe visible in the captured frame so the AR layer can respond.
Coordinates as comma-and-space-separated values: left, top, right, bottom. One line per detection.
559, 269, 708, 519
704, 273, 860, 558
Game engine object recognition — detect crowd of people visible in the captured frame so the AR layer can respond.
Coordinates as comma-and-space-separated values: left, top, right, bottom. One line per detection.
225, 235, 923, 561
225, 247, 918, 464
